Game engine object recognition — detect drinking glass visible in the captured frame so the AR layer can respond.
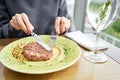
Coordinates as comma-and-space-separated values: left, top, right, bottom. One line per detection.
83, 0, 119, 63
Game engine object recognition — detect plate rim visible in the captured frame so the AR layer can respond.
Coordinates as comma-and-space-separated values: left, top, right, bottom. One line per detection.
0, 35, 81, 74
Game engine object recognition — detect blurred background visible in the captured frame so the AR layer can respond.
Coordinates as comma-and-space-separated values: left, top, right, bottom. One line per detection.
66, 0, 120, 48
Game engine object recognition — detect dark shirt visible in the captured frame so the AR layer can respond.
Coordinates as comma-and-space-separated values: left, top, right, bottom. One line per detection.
0, 0, 68, 38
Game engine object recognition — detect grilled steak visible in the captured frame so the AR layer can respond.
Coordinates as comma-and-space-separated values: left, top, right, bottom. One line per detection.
22, 42, 52, 61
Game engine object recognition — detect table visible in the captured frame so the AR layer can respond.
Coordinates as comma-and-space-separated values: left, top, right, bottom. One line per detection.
0, 38, 120, 80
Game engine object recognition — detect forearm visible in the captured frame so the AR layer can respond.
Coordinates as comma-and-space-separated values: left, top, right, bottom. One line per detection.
0, 0, 21, 38
0, 23, 20, 38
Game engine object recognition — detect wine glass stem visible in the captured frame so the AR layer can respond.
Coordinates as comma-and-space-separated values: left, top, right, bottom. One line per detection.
94, 32, 100, 54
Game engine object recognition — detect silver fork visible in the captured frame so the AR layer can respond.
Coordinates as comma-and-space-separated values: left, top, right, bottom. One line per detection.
49, 34, 58, 49
49, 29, 69, 48
49, 31, 58, 49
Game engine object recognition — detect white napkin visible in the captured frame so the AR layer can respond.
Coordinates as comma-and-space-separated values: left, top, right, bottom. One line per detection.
65, 31, 110, 50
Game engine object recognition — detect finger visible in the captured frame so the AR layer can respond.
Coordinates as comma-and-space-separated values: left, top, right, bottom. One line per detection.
10, 20, 19, 30
60, 17, 71, 33
54, 17, 61, 34
15, 14, 28, 33
11, 16, 20, 30
60, 17, 67, 33
63, 17, 70, 29
66, 19, 71, 29
21, 13, 34, 34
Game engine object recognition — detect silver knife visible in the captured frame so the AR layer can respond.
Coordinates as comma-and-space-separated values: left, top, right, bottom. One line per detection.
31, 32, 52, 51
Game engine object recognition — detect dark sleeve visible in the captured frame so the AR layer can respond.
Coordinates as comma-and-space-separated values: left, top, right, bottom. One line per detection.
0, 0, 19, 38
58, 0, 71, 32
58, 0, 68, 17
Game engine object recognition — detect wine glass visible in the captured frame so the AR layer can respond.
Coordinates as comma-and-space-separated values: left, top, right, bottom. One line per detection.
83, 0, 119, 63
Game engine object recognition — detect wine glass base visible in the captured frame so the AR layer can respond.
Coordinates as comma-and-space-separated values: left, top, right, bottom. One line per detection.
83, 52, 108, 63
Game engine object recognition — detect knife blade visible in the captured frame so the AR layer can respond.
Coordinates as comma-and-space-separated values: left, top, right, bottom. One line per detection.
31, 32, 52, 51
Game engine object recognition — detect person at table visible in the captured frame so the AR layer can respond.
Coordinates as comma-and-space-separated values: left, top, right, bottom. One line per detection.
0, 0, 70, 38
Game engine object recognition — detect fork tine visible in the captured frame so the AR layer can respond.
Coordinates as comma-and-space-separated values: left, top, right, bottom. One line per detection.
49, 34, 58, 48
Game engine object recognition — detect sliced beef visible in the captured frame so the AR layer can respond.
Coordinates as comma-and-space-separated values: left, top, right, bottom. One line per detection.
22, 42, 52, 61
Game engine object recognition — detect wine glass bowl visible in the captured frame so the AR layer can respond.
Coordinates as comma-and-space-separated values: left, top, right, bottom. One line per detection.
83, 0, 119, 63
87, 0, 119, 32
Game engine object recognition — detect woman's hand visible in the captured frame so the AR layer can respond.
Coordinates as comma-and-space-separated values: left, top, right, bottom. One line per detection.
54, 17, 70, 34
10, 13, 34, 34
